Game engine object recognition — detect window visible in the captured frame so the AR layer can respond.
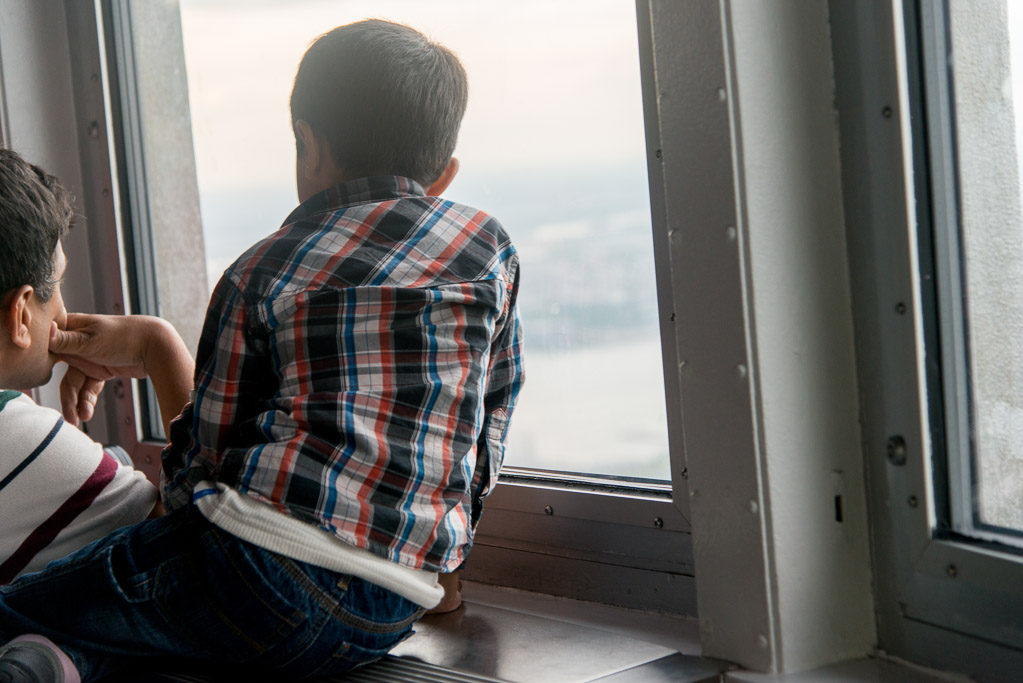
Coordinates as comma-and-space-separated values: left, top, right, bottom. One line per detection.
94, 0, 692, 612
171, 0, 670, 482
936, 0, 1023, 545
833, 0, 1023, 674
108, 0, 673, 483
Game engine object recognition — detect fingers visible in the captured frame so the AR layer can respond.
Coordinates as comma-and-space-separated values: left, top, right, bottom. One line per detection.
49, 318, 94, 356
60, 365, 84, 426
48, 313, 153, 380
59, 365, 105, 426
58, 354, 118, 382
78, 376, 105, 423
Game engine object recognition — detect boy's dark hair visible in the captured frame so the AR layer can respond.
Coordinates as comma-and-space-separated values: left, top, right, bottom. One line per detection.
0, 149, 73, 302
290, 19, 468, 186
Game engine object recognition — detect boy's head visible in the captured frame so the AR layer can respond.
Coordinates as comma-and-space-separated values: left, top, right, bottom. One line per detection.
290, 19, 468, 196
0, 148, 71, 391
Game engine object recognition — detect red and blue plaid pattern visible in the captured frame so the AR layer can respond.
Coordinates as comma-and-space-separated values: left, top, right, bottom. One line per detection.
162, 176, 524, 572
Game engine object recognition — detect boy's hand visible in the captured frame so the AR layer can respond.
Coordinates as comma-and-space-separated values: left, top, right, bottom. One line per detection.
425, 570, 463, 615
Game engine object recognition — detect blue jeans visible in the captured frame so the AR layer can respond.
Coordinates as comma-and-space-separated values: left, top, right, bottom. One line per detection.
0, 505, 424, 681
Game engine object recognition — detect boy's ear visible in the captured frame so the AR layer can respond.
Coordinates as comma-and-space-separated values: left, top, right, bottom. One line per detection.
426, 157, 460, 197
295, 119, 323, 178
3, 286, 35, 350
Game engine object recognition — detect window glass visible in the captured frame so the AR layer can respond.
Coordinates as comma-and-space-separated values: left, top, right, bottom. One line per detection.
944, 0, 1023, 540
174, 0, 670, 480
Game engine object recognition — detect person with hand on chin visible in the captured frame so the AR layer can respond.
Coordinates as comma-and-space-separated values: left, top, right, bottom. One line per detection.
0, 148, 193, 683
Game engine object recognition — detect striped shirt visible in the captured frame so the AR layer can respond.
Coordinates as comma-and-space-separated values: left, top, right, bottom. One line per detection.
0, 391, 158, 583
163, 176, 524, 573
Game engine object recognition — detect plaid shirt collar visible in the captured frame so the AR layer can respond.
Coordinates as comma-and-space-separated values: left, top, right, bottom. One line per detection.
283, 176, 427, 227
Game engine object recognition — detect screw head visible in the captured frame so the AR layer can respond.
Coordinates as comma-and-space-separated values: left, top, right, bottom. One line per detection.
887, 435, 907, 466
907, 495, 918, 508
544, 505, 553, 516
946, 564, 958, 578
895, 302, 907, 315
654, 517, 664, 528
882, 106, 893, 118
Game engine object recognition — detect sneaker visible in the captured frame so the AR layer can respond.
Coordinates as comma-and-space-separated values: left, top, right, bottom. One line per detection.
0, 641, 63, 683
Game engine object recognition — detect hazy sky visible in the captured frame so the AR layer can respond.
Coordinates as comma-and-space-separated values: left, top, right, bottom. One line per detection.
178, 0, 648, 194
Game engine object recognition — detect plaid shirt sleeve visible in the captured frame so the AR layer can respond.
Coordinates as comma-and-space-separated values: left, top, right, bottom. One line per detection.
162, 273, 264, 510
469, 259, 524, 528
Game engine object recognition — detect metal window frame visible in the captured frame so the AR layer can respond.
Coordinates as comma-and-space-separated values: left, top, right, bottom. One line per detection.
60, 0, 163, 478
102, 0, 166, 445
831, 0, 1023, 675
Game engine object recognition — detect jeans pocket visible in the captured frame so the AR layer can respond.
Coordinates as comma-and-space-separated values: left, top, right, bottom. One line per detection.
106, 541, 157, 604
150, 528, 307, 661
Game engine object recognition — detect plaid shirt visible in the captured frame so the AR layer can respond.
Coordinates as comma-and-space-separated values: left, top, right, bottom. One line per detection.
162, 176, 524, 572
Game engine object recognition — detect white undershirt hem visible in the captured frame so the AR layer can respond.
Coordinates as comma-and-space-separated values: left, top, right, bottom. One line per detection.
193, 481, 443, 609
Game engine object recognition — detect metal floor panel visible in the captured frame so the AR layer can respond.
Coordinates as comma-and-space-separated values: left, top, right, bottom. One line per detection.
388, 600, 683, 682
106, 593, 726, 682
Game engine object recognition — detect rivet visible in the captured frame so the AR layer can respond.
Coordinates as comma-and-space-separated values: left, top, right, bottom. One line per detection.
654, 517, 664, 528
882, 106, 893, 118
113, 302, 122, 313
946, 564, 958, 578
726, 226, 737, 241
757, 634, 769, 648
544, 505, 553, 516
123, 417, 131, 425
717, 88, 727, 102
907, 495, 918, 508
749, 499, 759, 514
887, 435, 907, 466
736, 364, 747, 379
88, 121, 100, 139
680, 467, 689, 480
895, 302, 907, 315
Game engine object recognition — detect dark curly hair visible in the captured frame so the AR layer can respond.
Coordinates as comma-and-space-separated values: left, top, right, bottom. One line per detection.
0, 148, 73, 302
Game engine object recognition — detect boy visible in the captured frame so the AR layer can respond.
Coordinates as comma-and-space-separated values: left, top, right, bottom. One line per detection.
0, 19, 522, 682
